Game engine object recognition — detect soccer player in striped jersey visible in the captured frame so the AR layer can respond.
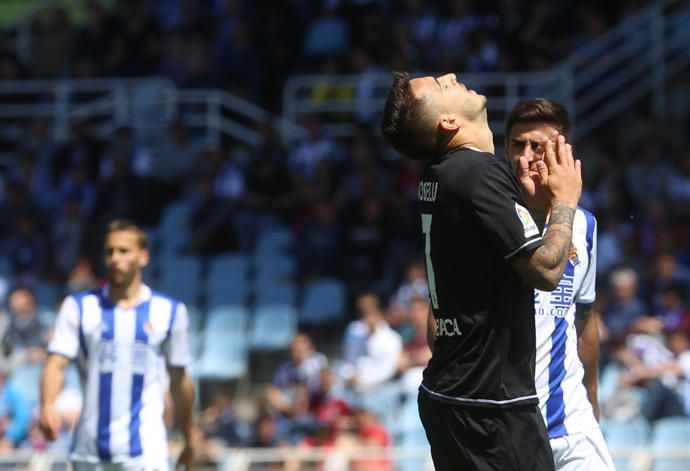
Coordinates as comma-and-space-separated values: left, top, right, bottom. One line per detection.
39, 220, 195, 471
506, 99, 614, 470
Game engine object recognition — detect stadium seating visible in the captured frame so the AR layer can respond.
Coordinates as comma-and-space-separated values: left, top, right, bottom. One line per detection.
157, 254, 202, 306
652, 417, 690, 471
158, 201, 194, 254
195, 334, 248, 380
250, 305, 298, 350
253, 226, 294, 256
299, 278, 346, 324
359, 382, 404, 434
204, 305, 249, 342
7, 363, 42, 407
253, 281, 298, 307
205, 254, 250, 307
601, 416, 651, 471
253, 254, 296, 283
32, 281, 61, 307
186, 305, 203, 335
37, 306, 57, 330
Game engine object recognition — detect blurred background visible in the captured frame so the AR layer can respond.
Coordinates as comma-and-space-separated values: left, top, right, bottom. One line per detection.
0, 0, 689, 469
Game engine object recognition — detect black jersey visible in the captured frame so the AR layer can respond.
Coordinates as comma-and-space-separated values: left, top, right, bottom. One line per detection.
418, 148, 544, 408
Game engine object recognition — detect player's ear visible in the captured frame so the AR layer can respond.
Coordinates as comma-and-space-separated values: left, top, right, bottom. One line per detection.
139, 248, 150, 268
439, 113, 460, 134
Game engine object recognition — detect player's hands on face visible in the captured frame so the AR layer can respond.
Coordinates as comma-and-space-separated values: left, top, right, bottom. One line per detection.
543, 132, 582, 208
38, 404, 60, 441
517, 148, 550, 212
176, 441, 195, 470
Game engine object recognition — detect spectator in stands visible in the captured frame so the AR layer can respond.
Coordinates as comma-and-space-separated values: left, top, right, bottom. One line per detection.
343, 199, 388, 293
56, 164, 97, 218
650, 253, 690, 306
273, 333, 328, 394
12, 151, 54, 213
342, 292, 402, 392
602, 267, 648, 336
600, 332, 670, 421
352, 409, 392, 471
17, 119, 55, 181
150, 121, 204, 205
29, 7, 75, 78
99, 127, 152, 180
1, 286, 46, 365
0, 364, 31, 449
624, 140, 671, 210
64, 258, 97, 294
296, 200, 343, 281
654, 283, 690, 335
610, 331, 686, 422
309, 367, 352, 427
213, 145, 247, 203
289, 117, 342, 183
201, 390, 249, 447
237, 126, 295, 246
74, 2, 118, 76
251, 414, 281, 448
184, 176, 238, 254
396, 296, 433, 397
666, 330, 690, 415
5, 216, 49, 283
387, 259, 429, 330
51, 193, 86, 279
212, 22, 263, 99
96, 156, 148, 224
51, 123, 105, 185
0, 181, 41, 244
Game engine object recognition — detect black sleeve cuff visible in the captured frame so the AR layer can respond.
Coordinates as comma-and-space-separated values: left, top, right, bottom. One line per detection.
503, 237, 544, 261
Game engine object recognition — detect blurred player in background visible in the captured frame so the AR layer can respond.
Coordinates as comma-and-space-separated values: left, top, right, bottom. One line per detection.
39, 220, 195, 471
380, 72, 582, 471
506, 98, 614, 470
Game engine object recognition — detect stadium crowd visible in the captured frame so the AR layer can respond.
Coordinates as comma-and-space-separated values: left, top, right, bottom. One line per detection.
0, 0, 689, 468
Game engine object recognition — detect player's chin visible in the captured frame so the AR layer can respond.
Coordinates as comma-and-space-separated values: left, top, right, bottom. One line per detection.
108, 273, 126, 285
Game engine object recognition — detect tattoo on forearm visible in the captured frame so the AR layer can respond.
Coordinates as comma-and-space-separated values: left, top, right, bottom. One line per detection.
531, 203, 576, 286
548, 203, 576, 229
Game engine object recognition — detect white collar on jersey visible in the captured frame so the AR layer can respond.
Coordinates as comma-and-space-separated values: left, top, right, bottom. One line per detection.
101, 283, 153, 307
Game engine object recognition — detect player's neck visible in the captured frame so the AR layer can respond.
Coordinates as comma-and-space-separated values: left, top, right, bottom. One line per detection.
108, 278, 144, 308
447, 127, 494, 155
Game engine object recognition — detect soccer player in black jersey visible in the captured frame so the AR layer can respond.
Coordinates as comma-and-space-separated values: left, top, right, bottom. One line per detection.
380, 72, 582, 471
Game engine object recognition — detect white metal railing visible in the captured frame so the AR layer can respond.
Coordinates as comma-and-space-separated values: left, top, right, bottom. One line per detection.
283, 0, 690, 145
0, 78, 305, 151
2, 445, 690, 471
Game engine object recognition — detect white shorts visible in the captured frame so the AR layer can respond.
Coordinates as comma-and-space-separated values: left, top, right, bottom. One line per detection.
71, 457, 170, 471
550, 428, 615, 471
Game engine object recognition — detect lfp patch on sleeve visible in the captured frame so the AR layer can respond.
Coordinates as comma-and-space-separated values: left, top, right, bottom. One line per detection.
515, 203, 540, 238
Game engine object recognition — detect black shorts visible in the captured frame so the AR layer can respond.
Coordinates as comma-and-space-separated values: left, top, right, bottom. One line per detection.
418, 391, 555, 471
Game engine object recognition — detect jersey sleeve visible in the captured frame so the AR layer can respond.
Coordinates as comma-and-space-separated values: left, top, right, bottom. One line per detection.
47, 296, 80, 360
576, 213, 597, 306
470, 159, 543, 261
164, 302, 192, 368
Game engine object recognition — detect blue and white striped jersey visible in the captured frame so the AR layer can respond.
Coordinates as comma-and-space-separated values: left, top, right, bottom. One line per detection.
534, 207, 600, 439
48, 285, 191, 465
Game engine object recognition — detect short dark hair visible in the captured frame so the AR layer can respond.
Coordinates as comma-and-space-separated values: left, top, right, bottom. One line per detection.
380, 72, 439, 159
505, 98, 571, 141
107, 219, 147, 249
